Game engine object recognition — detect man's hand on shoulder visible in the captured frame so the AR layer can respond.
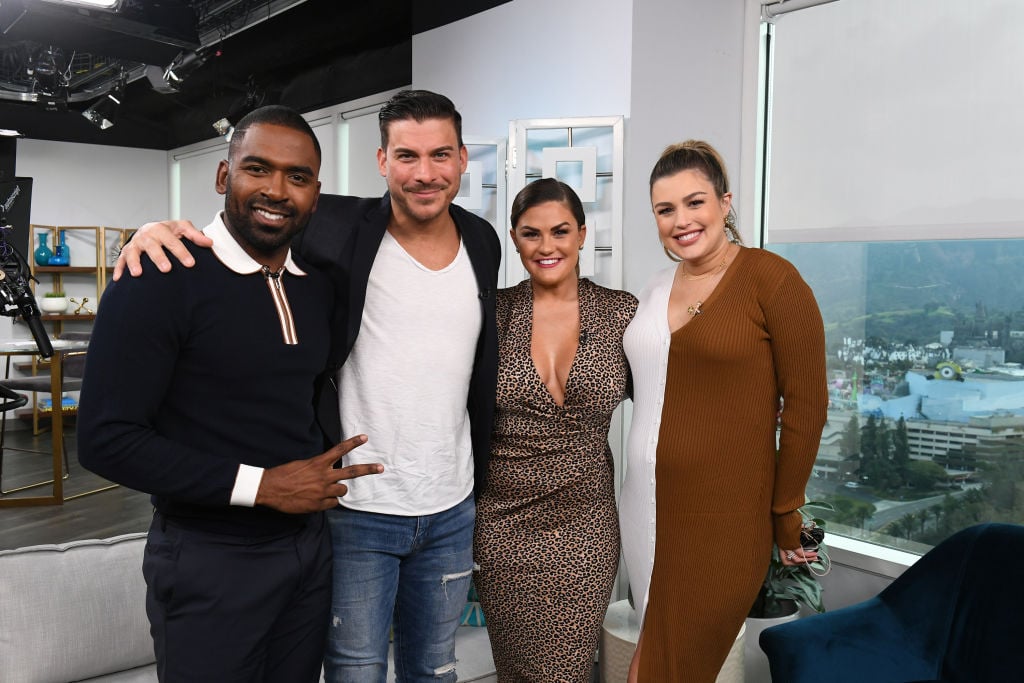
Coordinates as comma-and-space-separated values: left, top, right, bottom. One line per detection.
254, 434, 383, 514
114, 220, 212, 280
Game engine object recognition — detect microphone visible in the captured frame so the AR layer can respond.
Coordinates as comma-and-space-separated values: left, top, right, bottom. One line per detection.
0, 237, 53, 358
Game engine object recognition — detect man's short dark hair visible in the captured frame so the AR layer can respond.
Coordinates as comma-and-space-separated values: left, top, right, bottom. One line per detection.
229, 105, 321, 162
378, 90, 464, 149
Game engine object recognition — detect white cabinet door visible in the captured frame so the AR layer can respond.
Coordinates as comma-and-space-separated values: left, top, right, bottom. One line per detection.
505, 116, 624, 290
454, 136, 508, 279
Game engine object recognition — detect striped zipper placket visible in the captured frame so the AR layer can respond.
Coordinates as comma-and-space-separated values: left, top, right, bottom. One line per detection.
261, 265, 298, 345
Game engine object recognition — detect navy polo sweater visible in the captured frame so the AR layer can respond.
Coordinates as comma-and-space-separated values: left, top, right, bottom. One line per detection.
78, 241, 332, 535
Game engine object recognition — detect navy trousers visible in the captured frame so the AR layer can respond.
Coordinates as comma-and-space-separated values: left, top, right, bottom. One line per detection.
143, 511, 332, 682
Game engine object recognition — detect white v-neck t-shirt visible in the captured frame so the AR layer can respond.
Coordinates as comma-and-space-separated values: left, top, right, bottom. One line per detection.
336, 231, 481, 515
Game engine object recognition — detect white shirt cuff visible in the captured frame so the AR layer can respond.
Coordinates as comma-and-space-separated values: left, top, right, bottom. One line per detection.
230, 464, 264, 507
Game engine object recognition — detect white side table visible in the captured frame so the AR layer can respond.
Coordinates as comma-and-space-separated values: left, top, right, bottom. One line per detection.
599, 600, 745, 683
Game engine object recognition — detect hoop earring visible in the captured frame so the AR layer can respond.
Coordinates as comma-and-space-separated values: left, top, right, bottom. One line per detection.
663, 245, 682, 263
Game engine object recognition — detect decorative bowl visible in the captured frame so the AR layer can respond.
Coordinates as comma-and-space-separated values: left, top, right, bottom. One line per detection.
40, 297, 69, 314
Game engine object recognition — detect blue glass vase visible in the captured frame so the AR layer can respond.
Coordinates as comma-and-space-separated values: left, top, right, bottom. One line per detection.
48, 231, 70, 266
34, 233, 53, 266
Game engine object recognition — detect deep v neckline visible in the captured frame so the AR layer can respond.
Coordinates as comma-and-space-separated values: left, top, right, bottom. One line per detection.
667, 247, 744, 336
526, 279, 585, 409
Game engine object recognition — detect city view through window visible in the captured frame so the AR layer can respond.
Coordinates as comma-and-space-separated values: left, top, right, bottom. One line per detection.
771, 239, 1024, 553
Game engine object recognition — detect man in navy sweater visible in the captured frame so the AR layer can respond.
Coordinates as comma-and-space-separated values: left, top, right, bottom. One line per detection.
78, 105, 382, 682
113, 91, 501, 682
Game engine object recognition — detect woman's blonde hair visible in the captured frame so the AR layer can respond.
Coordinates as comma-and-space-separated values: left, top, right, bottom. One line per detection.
649, 140, 742, 244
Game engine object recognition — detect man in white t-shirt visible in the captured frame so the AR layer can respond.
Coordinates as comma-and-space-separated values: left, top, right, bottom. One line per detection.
116, 90, 501, 683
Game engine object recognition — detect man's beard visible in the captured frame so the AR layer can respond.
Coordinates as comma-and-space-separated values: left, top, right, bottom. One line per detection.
223, 186, 305, 255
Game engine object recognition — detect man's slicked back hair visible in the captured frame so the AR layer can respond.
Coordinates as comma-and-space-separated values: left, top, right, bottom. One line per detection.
378, 89, 463, 149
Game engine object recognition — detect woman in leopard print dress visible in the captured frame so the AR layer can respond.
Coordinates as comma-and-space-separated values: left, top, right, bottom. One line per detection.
474, 179, 637, 682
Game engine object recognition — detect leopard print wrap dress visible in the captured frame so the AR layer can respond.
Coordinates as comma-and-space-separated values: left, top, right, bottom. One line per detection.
474, 278, 637, 682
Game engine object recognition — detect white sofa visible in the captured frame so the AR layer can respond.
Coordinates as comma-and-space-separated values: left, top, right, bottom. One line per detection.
0, 532, 496, 683
0, 532, 157, 683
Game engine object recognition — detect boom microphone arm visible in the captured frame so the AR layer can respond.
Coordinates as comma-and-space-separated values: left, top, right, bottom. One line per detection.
0, 187, 53, 358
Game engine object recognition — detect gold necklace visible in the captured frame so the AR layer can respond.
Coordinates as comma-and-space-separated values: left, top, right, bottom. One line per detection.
680, 258, 727, 281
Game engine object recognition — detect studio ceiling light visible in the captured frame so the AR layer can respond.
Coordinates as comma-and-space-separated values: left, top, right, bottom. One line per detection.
28, 46, 67, 96
81, 75, 125, 130
211, 117, 233, 138
164, 50, 206, 84
210, 77, 266, 140
45, 0, 121, 8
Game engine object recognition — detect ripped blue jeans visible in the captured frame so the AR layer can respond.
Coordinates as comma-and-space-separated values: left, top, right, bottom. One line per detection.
323, 495, 475, 683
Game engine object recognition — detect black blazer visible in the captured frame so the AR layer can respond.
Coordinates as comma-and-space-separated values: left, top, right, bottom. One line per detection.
298, 193, 501, 497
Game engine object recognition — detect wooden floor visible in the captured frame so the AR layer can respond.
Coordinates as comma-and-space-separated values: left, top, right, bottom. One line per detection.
0, 426, 153, 551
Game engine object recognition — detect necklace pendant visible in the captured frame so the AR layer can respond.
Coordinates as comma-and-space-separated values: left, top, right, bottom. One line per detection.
687, 301, 703, 316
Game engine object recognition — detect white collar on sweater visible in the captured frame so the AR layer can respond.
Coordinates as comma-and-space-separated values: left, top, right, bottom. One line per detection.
203, 212, 307, 276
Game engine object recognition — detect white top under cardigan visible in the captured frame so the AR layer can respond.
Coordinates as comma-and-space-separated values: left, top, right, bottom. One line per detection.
619, 265, 676, 625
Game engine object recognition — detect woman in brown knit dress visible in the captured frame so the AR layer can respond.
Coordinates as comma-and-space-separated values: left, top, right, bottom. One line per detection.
619, 141, 828, 682
473, 178, 637, 682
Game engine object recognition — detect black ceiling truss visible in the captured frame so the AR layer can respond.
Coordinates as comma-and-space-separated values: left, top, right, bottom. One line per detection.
0, 0, 508, 150
0, 0, 404, 149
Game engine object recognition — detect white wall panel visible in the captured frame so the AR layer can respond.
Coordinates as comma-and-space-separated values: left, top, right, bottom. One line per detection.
624, 0, 747, 292
173, 142, 225, 227
309, 116, 338, 197
339, 110, 386, 198
16, 139, 168, 228
412, 0, 633, 141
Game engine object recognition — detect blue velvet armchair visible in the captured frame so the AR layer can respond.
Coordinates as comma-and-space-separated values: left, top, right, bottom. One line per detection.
759, 523, 1024, 683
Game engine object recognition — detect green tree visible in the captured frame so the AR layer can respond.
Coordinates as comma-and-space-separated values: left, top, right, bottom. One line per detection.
888, 515, 916, 540
913, 509, 929, 535
861, 414, 879, 460
829, 496, 876, 529
874, 416, 892, 462
976, 442, 1024, 518
860, 417, 902, 493
905, 460, 947, 491
840, 414, 861, 458
940, 493, 959, 534
893, 416, 910, 478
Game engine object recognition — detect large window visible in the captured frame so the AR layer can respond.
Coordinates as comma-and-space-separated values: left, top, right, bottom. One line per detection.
760, 0, 1024, 553
771, 240, 1024, 553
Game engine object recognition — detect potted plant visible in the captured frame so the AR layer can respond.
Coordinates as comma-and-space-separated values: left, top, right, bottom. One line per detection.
40, 291, 68, 314
745, 500, 834, 680
749, 500, 834, 618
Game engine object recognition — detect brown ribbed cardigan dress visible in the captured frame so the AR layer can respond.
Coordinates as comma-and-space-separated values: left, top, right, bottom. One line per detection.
638, 248, 828, 681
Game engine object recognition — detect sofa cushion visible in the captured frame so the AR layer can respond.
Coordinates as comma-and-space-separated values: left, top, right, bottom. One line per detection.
79, 663, 157, 682
78, 663, 157, 682
0, 532, 155, 683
